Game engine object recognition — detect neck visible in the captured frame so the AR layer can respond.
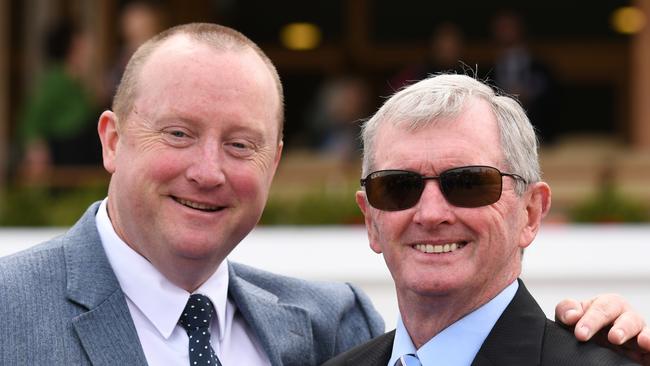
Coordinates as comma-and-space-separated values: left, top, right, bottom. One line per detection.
145, 253, 224, 293
398, 274, 518, 348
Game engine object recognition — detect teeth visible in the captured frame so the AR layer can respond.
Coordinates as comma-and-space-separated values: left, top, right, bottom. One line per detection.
176, 198, 220, 211
414, 242, 464, 254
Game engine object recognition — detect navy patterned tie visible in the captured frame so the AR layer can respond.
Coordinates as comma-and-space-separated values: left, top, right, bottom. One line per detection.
178, 294, 223, 366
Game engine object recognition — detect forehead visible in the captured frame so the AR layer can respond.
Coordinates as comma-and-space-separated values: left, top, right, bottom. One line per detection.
372, 99, 503, 169
133, 35, 280, 127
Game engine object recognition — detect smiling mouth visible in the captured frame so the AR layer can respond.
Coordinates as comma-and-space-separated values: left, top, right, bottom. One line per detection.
413, 242, 467, 254
173, 197, 223, 212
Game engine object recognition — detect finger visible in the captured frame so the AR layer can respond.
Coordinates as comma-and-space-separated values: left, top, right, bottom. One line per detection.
555, 298, 585, 325
638, 326, 650, 352
608, 311, 645, 345
574, 294, 625, 341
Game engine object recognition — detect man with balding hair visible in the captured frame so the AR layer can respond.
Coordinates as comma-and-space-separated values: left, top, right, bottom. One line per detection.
0, 23, 383, 366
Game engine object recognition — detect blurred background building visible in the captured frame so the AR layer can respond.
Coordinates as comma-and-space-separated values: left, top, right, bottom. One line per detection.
1, 0, 650, 225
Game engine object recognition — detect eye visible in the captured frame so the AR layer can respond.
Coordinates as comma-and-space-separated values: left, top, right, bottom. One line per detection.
225, 140, 257, 158
162, 127, 192, 139
161, 127, 194, 147
169, 130, 187, 138
231, 141, 248, 149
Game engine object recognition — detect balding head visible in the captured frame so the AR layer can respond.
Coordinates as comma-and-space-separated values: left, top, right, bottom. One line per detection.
112, 23, 284, 139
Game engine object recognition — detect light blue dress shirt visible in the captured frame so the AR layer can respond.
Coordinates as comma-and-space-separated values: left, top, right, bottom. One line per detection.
387, 280, 518, 366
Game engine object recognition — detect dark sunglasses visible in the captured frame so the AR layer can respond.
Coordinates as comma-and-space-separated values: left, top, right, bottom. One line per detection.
360, 165, 527, 211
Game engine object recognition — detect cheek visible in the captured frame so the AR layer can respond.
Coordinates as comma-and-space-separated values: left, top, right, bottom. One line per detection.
372, 212, 413, 250
149, 154, 187, 181
474, 205, 523, 254
495, 200, 528, 241
227, 165, 271, 203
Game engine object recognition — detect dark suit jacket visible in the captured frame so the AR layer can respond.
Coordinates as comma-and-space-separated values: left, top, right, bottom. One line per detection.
0, 202, 385, 366
322, 280, 639, 366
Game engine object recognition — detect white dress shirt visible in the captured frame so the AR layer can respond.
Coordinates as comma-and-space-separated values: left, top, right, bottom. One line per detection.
96, 198, 271, 366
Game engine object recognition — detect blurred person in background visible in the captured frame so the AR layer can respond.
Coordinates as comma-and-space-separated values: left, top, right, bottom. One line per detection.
490, 9, 559, 145
17, 21, 101, 181
305, 75, 371, 161
389, 22, 466, 92
104, 0, 165, 103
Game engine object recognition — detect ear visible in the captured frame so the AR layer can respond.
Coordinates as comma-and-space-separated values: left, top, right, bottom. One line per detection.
518, 181, 552, 248
262, 140, 283, 190
273, 140, 284, 172
356, 191, 383, 254
97, 110, 120, 174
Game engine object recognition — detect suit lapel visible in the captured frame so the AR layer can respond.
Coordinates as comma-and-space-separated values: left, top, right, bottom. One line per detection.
64, 203, 148, 366
343, 331, 394, 366
71, 291, 148, 366
471, 279, 546, 366
228, 264, 313, 366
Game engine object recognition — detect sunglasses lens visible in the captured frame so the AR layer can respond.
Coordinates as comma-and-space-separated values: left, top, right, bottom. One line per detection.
365, 171, 424, 211
440, 166, 503, 207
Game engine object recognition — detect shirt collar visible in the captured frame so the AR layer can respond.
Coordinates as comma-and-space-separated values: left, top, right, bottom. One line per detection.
389, 317, 417, 366
388, 280, 518, 366
96, 198, 229, 341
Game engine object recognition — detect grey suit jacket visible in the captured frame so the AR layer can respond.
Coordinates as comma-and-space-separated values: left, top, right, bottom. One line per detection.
322, 280, 639, 366
0, 202, 384, 365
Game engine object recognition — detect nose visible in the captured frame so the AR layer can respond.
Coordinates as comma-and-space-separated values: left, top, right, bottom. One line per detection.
185, 142, 226, 188
412, 180, 456, 227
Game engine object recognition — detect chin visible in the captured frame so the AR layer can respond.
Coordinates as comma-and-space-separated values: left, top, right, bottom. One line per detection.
169, 234, 224, 258
173, 246, 221, 264
402, 271, 469, 297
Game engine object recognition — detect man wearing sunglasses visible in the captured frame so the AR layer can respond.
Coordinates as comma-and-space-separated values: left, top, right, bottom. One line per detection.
324, 74, 647, 365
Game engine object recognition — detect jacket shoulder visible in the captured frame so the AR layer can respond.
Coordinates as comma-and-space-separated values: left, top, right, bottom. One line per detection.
0, 236, 66, 291
231, 261, 372, 306
230, 262, 385, 355
542, 319, 639, 365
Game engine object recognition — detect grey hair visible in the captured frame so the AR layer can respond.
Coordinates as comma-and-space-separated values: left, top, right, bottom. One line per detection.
361, 73, 540, 195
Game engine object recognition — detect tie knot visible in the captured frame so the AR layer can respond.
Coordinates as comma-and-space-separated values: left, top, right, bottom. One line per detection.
395, 354, 422, 366
178, 294, 215, 332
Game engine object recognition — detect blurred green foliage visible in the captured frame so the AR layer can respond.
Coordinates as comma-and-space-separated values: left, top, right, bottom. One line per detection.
0, 184, 107, 226
570, 183, 649, 223
0, 183, 363, 226
261, 188, 363, 225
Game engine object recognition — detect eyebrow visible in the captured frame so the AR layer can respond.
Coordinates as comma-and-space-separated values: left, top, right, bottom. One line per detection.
134, 107, 273, 139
